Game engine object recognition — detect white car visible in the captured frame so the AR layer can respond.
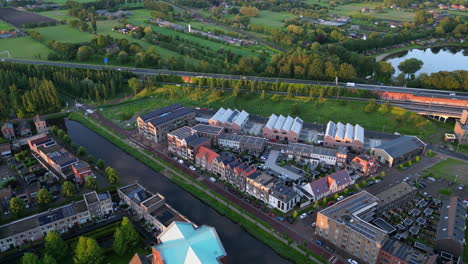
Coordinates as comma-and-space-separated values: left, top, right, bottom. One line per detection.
299, 213, 307, 219
403, 177, 410, 182
337, 196, 344, 201
189, 166, 196, 171
459, 184, 464, 190
374, 179, 381, 183
178, 159, 184, 164
348, 259, 358, 264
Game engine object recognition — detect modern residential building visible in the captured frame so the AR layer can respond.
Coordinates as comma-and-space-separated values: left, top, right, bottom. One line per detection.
454, 109, 468, 144
33, 115, 48, 134
83, 191, 113, 218
300, 169, 353, 201
195, 146, 219, 172
167, 126, 210, 162
371, 136, 426, 167
378, 239, 429, 264
374, 182, 416, 214
245, 172, 276, 204
18, 120, 32, 137
28, 136, 78, 179
349, 154, 380, 177
1, 122, 15, 140
435, 196, 466, 257
150, 221, 227, 264
137, 104, 196, 143
263, 114, 303, 143
118, 184, 190, 233
268, 182, 300, 213
212, 152, 237, 180
72, 161, 92, 184
316, 191, 388, 264
324, 121, 364, 152
0, 192, 112, 252
226, 162, 257, 192
285, 143, 339, 166
209, 107, 249, 133
218, 134, 266, 154
191, 124, 224, 145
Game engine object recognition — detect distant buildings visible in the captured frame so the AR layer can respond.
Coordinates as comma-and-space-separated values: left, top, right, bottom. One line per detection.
212, 152, 237, 180
118, 184, 190, 233
209, 107, 249, 133
435, 197, 466, 258
371, 136, 426, 167
147, 221, 227, 264
1, 122, 15, 140
299, 169, 353, 201
226, 161, 257, 192
137, 104, 195, 143
33, 115, 48, 134
454, 109, 468, 145
349, 154, 379, 177
167, 126, 210, 162
324, 121, 364, 152
263, 114, 303, 143
0, 191, 112, 252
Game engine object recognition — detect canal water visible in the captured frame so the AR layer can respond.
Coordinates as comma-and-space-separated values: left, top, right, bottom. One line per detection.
65, 119, 290, 264
384, 46, 468, 76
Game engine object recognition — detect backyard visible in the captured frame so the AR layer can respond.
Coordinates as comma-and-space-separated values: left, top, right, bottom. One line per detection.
425, 158, 468, 185
100, 86, 443, 138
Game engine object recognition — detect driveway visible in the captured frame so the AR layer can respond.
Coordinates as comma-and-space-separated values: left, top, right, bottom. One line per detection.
264, 150, 302, 180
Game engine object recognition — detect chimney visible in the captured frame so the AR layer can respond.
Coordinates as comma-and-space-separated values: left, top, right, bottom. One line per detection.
461, 109, 468, 125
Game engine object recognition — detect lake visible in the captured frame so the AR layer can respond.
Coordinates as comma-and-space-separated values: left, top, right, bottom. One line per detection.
384, 46, 468, 76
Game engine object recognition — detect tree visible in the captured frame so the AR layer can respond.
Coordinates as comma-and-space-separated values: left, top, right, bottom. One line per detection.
381, 171, 386, 177
292, 211, 298, 218
128, 78, 141, 95
10, 197, 25, 216
87, 154, 95, 164
260, 89, 265, 100
37, 188, 53, 206
62, 135, 72, 146
398, 58, 423, 79
44, 231, 68, 261
121, 217, 140, 249
96, 159, 105, 170
105, 166, 120, 185
78, 146, 87, 157
76, 46, 93, 62
74, 236, 104, 264
113, 217, 140, 255
337, 63, 356, 80
86, 176, 98, 190
62, 181, 76, 200
42, 254, 57, 264
239, 6, 259, 17
380, 100, 391, 113
364, 98, 376, 113
20, 253, 40, 264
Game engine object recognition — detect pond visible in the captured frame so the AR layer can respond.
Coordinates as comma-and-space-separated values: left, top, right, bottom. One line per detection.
384, 46, 468, 77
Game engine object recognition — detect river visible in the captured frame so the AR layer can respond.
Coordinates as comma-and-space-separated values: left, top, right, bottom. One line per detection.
384, 46, 468, 76
64, 119, 290, 264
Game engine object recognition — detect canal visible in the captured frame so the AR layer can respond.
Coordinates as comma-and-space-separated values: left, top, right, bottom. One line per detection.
65, 119, 290, 264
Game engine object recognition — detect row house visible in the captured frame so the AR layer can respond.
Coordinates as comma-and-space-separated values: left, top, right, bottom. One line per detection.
226, 161, 257, 192
0, 192, 112, 252
118, 184, 190, 233
286, 143, 346, 166
268, 182, 300, 213
191, 124, 224, 145
33, 115, 48, 134
195, 146, 219, 172
167, 126, 210, 162
1, 123, 15, 140
137, 104, 195, 143
349, 154, 379, 177
245, 172, 276, 204
212, 152, 237, 180
218, 133, 266, 154
324, 121, 364, 152
263, 114, 303, 143
72, 161, 92, 184
18, 120, 32, 137
300, 169, 353, 201
208, 108, 249, 133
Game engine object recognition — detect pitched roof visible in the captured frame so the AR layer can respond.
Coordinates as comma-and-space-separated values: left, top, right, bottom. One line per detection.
210, 108, 249, 127
325, 121, 364, 143
436, 197, 466, 243
373, 136, 426, 158
302, 169, 351, 197
286, 143, 337, 157
154, 221, 226, 264
196, 146, 219, 164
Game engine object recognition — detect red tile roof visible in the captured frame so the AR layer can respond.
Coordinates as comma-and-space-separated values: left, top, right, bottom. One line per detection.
195, 146, 219, 165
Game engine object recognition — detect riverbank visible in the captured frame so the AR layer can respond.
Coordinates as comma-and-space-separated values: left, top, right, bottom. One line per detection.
68, 111, 326, 264
375, 43, 468, 61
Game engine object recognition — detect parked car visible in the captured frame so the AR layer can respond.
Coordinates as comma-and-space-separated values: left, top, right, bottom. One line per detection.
276, 216, 285, 222
178, 159, 184, 164
459, 184, 464, 190
299, 213, 307, 219
315, 240, 323, 247
311, 222, 316, 227
327, 201, 335, 206
209, 177, 216, 183
347, 259, 358, 264
337, 196, 344, 201
403, 177, 410, 182
189, 166, 196, 171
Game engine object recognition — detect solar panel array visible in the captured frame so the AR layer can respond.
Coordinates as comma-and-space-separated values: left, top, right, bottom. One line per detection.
63, 204, 76, 217
150, 108, 194, 126
156, 209, 174, 226
140, 104, 182, 121
327, 194, 368, 216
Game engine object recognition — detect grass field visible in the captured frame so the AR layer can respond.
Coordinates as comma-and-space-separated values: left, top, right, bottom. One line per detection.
31, 25, 94, 43
249, 10, 295, 27
44, 0, 95, 4
331, 2, 414, 22
0, 36, 52, 59
425, 158, 468, 185
37, 9, 69, 20
100, 86, 442, 138
0, 20, 12, 31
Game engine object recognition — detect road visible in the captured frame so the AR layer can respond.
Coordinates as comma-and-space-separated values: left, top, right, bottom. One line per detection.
3, 58, 468, 102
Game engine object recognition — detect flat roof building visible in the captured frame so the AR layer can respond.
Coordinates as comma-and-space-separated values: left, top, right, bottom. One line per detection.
435, 196, 466, 258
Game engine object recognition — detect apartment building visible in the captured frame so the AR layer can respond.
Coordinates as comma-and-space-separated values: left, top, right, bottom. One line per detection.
33, 115, 48, 134
209, 107, 249, 133
374, 182, 416, 214
226, 162, 257, 192
285, 143, 340, 166
195, 146, 219, 172
349, 154, 380, 177
191, 124, 224, 145
118, 184, 190, 233
378, 239, 429, 264
263, 114, 303, 143
18, 120, 32, 137
212, 152, 237, 180
435, 197, 466, 258
300, 169, 353, 201
454, 109, 468, 144
0, 192, 112, 252
167, 126, 210, 162
245, 172, 276, 204
268, 182, 300, 213
72, 161, 92, 184
324, 121, 364, 152
137, 104, 196, 143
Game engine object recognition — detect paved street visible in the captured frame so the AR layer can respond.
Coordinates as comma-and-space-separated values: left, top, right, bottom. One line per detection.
265, 150, 302, 180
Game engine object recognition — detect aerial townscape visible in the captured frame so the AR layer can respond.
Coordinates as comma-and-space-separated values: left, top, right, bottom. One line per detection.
0, 0, 467, 263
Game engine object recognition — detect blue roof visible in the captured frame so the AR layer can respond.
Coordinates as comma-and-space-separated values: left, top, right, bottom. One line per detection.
155, 222, 226, 264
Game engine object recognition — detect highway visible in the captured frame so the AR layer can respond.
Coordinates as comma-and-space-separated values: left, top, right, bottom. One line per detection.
3, 58, 468, 102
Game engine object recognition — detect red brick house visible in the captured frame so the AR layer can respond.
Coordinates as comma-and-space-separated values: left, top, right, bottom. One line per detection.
33, 115, 48, 134
1, 123, 15, 140
195, 146, 219, 172
263, 114, 303, 143
350, 154, 379, 177
72, 161, 92, 184
324, 121, 364, 152
209, 108, 249, 133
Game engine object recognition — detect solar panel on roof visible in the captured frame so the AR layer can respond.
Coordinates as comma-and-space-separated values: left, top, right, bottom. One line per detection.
63, 204, 75, 217
156, 210, 174, 225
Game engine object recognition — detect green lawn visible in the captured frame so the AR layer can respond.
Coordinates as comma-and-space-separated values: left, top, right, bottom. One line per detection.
0, 36, 52, 59
37, 9, 69, 20
31, 25, 94, 43
0, 21, 13, 31
44, 0, 95, 4
331, 3, 415, 22
127, 9, 153, 25
100, 86, 441, 138
249, 10, 296, 27
425, 158, 468, 185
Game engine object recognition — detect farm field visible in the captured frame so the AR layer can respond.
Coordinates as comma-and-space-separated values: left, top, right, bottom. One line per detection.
0, 36, 52, 59
38, 9, 69, 20
331, 3, 415, 22
126, 9, 152, 25
44, 0, 96, 4
101, 86, 441, 138
249, 10, 296, 27
31, 24, 94, 43
0, 8, 57, 27
425, 158, 468, 185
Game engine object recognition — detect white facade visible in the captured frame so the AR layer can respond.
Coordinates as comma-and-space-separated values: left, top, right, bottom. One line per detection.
218, 136, 241, 149
268, 193, 300, 213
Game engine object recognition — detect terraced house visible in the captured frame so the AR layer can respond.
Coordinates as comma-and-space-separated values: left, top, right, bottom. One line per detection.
324, 121, 364, 152
137, 104, 195, 143
263, 114, 303, 143
285, 143, 343, 166
299, 169, 353, 201
226, 161, 257, 192
245, 172, 276, 204
167, 126, 210, 162
211, 152, 237, 181
195, 146, 219, 172
209, 107, 249, 133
